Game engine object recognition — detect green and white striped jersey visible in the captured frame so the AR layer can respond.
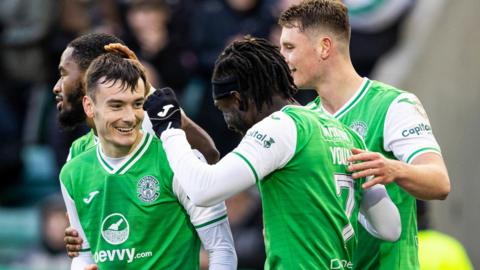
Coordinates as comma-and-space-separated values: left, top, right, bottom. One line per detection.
311, 78, 441, 270
233, 105, 367, 269
60, 133, 227, 269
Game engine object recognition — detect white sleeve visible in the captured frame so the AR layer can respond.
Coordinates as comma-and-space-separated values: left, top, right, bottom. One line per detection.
161, 111, 296, 206
66, 148, 72, 162
384, 93, 441, 163
173, 176, 236, 269
232, 111, 296, 180
142, 110, 154, 135
60, 182, 95, 269
358, 184, 401, 241
196, 220, 237, 270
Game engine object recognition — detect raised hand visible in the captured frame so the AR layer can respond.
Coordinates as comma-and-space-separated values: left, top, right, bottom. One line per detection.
144, 87, 182, 136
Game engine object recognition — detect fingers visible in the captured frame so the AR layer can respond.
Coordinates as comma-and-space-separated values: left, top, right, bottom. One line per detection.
348, 151, 381, 162
84, 264, 98, 270
65, 227, 79, 237
351, 147, 365, 154
362, 176, 384, 189
104, 43, 138, 61
352, 168, 381, 179
348, 160, 379, 172
67, 249, 80, 258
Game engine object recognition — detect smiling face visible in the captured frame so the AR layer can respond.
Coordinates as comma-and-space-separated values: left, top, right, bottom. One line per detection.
84, 78, 146, 157
280, 26, 323, 89
53, 46, 87, 128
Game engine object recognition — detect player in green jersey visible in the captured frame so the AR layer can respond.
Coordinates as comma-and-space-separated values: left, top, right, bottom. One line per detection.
278, 1, 451, 269
144, 37, 401, 269
53, 33, 219, 162
54, 33, 222, 258
60, 52, 236, 269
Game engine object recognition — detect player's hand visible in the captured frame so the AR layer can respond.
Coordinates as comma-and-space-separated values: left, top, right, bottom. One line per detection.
104, 43, 138, 61
84, 264, 98, 270
348, 148, 403, 189
144, 87, 182, 136
64, 226, 83, 258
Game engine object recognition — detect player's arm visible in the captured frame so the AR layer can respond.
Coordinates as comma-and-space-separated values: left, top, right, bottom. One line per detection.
161, 111, 296, 207
181, 110, 220, 164
358, 183, 401, 241
173, 177, 237, 269
143, 87, 220, 164
348, 93, 450, 200
60, 182, 95, 269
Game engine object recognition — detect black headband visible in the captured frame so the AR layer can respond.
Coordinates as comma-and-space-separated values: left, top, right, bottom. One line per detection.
212, 75, 240, 99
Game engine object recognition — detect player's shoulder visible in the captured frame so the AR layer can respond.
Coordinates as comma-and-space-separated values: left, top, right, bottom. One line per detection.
69, 129, 97, 159
63, 145, 96, 172
368, 79, 409, 100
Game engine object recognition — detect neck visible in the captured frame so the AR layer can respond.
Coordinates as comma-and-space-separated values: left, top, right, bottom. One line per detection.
86, 117, 97, 134
314, 56, 363, 114
255, 95, 295, 122
101, 132, 144, 158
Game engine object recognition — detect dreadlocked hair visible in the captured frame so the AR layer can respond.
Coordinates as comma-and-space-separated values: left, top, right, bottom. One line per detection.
213, 36, 297, 111
85, 53, 148, 101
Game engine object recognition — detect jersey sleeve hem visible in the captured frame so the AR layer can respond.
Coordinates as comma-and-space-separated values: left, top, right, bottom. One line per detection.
232, 151, 259, 183
194, 214, 228, 229
405, 147, 441, 164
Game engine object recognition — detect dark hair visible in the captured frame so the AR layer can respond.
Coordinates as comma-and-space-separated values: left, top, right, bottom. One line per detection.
212, 36, 297, 111
68, 33, 125, 71
278, 0, 350, 42
85, 53, 148, 100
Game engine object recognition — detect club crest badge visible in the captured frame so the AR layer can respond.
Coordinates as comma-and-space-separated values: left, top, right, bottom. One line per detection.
350, 121, 368, 139
137, 176, 160, 203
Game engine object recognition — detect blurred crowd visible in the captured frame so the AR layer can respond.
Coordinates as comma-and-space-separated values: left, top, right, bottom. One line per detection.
0, 0, 415, 269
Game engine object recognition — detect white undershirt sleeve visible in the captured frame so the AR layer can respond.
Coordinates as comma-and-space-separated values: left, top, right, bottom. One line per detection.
196, 221, 237, 270
161, 111, 296, 207
172, 152, 237, 270
359, 184, 401, 241
60, 182, 95, 269
384, 93, 441, 163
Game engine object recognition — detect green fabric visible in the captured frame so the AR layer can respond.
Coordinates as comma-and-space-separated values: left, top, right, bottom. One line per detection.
258, 105, 367, 269
322, 79, 420, 270
69, 129, 96, 160
60, 134, 200, 269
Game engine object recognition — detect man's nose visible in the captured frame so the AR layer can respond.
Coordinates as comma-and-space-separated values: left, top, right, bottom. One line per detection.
53, 79, 61, 94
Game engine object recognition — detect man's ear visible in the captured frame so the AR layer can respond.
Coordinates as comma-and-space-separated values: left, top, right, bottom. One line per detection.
83, 95, 95, 118
318, 36, 332, 60
230, 91, 246, 111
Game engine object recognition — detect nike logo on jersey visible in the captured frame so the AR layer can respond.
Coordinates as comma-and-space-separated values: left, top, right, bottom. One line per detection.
157, 104, 175, 118
84, 191, 100, 204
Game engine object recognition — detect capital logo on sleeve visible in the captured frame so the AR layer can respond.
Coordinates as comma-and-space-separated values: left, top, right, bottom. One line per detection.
246, 130, 275, 148
101, 213, 130, 245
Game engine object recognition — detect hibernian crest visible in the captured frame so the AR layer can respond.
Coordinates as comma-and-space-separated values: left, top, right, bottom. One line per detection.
137, 176, 160, 203
350, 121, 368, 139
